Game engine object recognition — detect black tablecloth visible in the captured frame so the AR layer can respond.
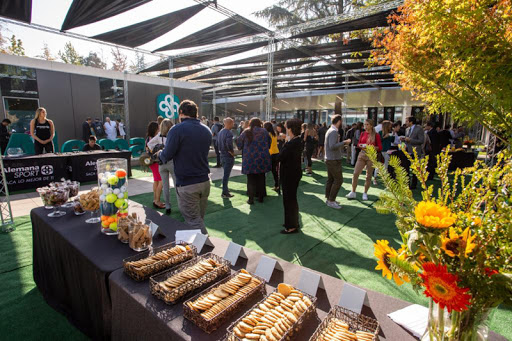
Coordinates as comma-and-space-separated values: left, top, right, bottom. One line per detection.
3, 150, 132, 191
388, 150, 477, 175
109, 237, 506, 341
31, 202, 204, 340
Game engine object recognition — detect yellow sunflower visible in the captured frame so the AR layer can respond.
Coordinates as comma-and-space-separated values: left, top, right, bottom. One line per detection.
441, 227, 477, 257
374, 240, 407, 285
415, 201, 457, 229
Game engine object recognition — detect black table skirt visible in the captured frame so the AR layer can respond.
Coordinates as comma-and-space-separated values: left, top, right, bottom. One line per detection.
388, 150, 476, 174
31, 202, 204, 340
4, 150, 132, 192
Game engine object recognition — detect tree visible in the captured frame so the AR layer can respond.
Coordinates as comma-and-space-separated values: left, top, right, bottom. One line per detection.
7, 35, 25, 56
59, 41, 83, 65
373, 0, 512, 144
37, 43, 55, 60
82, 51, 107, 69
0, 24, 7, 53
129, 52, 145, 73
111, 47, 127, 72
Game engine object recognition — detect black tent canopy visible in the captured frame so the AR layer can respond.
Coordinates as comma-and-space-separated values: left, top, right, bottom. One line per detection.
158, 67, 209, 79
139, 40, 270, 73
219, 40, 372, 66
153, 16, 267, 52
291, 9, 395, 39
91, 4, 205, 48
61, 0, 151, 31
0, 0, 32, 23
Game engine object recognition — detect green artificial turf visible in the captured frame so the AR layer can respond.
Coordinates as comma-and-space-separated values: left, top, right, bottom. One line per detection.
1, 160, 510, 339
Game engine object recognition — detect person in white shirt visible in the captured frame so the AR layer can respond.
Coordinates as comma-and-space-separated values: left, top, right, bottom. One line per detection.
104, 117, 117, 141
374, 118, 384, 133
116, 119, 126, 139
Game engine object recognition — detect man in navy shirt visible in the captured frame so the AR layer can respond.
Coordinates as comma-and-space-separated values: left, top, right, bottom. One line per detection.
159, 100, 212, 231
217, 118, 235, 198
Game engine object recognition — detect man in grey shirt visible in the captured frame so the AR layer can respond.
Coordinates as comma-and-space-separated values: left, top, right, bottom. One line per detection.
324, 115, 351, 209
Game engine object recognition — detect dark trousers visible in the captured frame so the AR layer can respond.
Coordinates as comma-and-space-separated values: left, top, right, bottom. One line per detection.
247, 173, 266, 202
427, 152, 439, 180
34, 141, 54, 155
213, 140, 221, 166
305, 146, 314, 167
282, 175, 300, 229
221, 155, 234, 195
325, 159, 343, 201
271, 154, 279, 188
0, 141, 7, 155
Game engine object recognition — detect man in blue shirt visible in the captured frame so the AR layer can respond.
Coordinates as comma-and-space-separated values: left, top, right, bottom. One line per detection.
159, 100, 212, 231
217, 118, 235, 198
210, 117, 223, 168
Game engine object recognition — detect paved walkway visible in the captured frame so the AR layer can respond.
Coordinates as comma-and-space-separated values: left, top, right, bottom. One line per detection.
9, 164, 243, 218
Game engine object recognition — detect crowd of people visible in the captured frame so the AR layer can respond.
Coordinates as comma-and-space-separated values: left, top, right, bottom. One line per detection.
145, 105, 474, 235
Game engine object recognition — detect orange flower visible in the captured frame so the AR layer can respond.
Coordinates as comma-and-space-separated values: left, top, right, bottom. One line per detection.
420, 262, 472, 312
414, 201, 457, 228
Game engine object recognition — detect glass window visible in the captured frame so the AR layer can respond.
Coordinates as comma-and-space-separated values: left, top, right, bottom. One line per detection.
0, 64, 38, 98
3, 97, 40, 133
100, 78, 124, 104
101, 103, 125, 124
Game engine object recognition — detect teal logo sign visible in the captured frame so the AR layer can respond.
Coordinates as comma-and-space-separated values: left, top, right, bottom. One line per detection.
157, 94, 180, 119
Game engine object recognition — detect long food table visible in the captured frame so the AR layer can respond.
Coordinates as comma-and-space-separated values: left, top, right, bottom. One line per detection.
31, 202, 205, 340
32, 205, 507, 341
4, 150, 132, 191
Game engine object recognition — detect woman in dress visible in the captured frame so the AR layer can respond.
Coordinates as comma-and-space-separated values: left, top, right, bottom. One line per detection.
346, 119, 382, 201
264, 122, 280, 192
236, 118, 271, 205
146, 121, 165, 209
278, 119, 303, 234
30, 107, 55, 155
158, 119, 175, 215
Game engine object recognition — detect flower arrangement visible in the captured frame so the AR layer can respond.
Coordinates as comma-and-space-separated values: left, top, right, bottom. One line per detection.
463, 137, 475, 148
366, 147, 512, 340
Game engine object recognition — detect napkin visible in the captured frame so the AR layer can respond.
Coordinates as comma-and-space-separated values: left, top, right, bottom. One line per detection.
388, 304, 429, 339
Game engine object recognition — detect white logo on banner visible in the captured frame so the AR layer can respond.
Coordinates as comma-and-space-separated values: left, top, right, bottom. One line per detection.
41, 165, 53, 175
158, 94, 180, 119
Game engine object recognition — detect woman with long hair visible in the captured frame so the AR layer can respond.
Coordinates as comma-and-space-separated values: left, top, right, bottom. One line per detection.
276, 123, 286, 151
158, 119, 175, 215
278, 119, 303, 234
374, 120, 394, 182
264, 121, 280, 192
346, 119, 382, 201
146, 121, 165, 209
236, 117, 271, 204
30, 107, 55, 154
303, 123, 318, 175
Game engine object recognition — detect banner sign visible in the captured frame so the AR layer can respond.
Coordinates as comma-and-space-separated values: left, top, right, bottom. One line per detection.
384, 107, 395, 121
3, 157, 68, 191
367, 107, 378, 123
157, 94, 180, 119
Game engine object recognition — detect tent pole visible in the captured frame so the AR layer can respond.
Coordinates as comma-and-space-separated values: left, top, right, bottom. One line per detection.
168, 57, 175, 123
123, 71, 130, 140
266, 36, 275, 122
212, 89, 216, 120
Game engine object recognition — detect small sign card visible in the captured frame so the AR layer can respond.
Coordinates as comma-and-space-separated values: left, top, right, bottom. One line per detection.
338, 283, 369, 314
297, 268, 325, 297
150, 222, 165, 238
191, 233, 213, 253
223, 242, 247, 266
254, 255, 283, 282
175, 229, 202, 244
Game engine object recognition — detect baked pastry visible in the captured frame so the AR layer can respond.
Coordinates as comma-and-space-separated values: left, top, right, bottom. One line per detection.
230, 283, 312, 340
315, 318, 375, 341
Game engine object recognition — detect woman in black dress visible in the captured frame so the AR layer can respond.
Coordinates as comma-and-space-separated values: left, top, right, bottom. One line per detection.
278, 119, 303, 234
30, 107, 55, 155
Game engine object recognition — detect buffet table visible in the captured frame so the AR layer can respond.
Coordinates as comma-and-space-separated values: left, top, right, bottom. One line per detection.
31, 202, 205, 340
388, 150, 476, 175
4, 150, 132, 191
109, 238, 505, 341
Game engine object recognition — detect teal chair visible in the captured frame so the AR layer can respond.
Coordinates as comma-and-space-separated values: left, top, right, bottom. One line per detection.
97, 139, 116, 151
129, 137, 145, 157
114, 138, 130, 151
53, 131, 59, 153
61, 139, 85, 152
4, 133, 35, 155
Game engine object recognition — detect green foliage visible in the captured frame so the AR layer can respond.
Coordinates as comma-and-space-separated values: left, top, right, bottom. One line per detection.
58, 42, 82, 65
8, 35, 25, 56
37, 43, 55, 61
81, 52, 106, 69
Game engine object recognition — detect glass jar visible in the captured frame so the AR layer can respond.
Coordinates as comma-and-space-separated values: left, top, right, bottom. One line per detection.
129, 219, 153, 251
97, 158, 129, 235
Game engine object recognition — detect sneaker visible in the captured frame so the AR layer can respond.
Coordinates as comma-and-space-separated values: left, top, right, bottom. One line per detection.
362, 193, 369, 201
326, 201, 342, 209
221, 193, 234, 198
346, 191, 357, 199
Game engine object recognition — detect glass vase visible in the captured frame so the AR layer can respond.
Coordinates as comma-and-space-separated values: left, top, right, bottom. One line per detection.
97, 158, 129, 235
421, 299, 494, 341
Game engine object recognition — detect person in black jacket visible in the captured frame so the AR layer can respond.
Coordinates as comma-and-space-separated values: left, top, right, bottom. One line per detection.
82, 117, 94, 142
0, 119, 11, 154
439, 124, 452, 149
425, 122, 441, 180
278, 119, 303, 234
